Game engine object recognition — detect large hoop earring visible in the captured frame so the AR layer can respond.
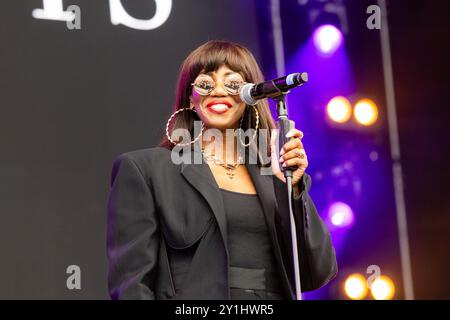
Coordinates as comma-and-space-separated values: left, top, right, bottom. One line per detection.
165, 107, 205, 146
238, 105, 259, 147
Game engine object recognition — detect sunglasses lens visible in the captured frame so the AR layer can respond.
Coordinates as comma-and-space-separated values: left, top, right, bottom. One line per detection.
192, 76, 245, 96
224, 79, 245, 95
193, 79, 214, 95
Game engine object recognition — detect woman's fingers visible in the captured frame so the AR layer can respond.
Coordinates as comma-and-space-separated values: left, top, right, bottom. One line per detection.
281, 157, 308, 169
286, 128, 304, 139
280, 138, 303, 155
279, 148, 306, 162
272, 128, 308, 185
273, 128, 308, 185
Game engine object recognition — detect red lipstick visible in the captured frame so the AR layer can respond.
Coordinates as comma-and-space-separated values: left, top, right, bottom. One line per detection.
206, 101, 232, 114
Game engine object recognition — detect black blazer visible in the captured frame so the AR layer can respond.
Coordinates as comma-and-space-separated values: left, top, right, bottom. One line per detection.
106, 147, 337, 300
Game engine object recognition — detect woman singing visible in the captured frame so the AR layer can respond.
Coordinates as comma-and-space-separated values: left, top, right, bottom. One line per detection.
106, 40, 337, 300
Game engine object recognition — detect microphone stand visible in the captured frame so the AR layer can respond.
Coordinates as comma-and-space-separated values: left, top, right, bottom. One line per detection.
272, 93, 303, 301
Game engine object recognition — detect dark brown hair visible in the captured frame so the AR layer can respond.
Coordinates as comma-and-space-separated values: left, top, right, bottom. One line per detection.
159, 40, 275, 161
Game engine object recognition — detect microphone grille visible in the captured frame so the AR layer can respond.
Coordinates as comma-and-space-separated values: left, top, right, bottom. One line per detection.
240, 83, 257, 105
287, 72, 308, 86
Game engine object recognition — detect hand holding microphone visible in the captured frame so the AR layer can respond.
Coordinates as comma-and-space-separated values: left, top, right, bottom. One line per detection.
240, 72, 309, 184
270, 128, 308, 187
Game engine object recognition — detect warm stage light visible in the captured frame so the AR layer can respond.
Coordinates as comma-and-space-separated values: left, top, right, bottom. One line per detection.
371, 275, 395, 300
354, 98, 378, 126
313, 24, 343, 55
327, 96, 352, 123
344, 273, 368, 300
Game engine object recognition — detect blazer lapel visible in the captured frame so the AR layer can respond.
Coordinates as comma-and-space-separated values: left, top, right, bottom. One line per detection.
180, 153, 229, 254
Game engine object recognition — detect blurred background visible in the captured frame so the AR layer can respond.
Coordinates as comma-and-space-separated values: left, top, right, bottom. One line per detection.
0, 0, 448, 299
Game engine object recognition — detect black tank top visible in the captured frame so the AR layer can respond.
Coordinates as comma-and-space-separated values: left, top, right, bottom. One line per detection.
220, 188, 285, 296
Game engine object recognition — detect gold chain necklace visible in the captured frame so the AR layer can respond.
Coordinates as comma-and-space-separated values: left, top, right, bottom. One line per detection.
202, 150, 244, 179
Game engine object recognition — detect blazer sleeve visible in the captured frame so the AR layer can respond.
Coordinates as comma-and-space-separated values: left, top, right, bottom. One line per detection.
273, 173, 338, 292
106, 154, 159, 300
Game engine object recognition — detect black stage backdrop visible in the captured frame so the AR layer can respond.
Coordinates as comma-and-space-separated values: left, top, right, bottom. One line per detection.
0, 0, 268, 299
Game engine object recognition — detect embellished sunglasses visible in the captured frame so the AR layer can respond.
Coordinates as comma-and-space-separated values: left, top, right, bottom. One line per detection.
191, 75, 246, 96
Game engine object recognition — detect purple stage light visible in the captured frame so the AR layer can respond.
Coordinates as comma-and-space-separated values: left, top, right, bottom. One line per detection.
313, 24, 343, 55
328, 201, 354, 228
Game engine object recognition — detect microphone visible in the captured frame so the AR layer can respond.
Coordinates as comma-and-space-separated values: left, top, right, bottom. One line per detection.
240, 72, 308, 105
